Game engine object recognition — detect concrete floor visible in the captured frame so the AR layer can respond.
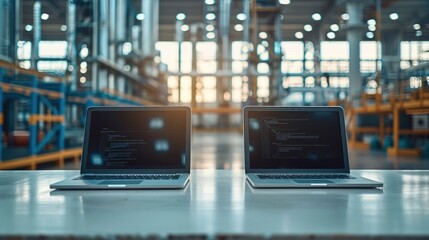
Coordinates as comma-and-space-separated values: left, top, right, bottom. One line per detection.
55, 131, 429, 170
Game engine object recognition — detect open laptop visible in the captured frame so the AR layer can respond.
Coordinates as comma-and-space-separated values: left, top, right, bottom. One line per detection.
243, 106, 383, 188
51, 106, 191, 189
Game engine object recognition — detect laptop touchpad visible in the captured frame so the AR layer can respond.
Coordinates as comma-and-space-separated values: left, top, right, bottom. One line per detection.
294, 180, 333, 184
99, 180, 142, 185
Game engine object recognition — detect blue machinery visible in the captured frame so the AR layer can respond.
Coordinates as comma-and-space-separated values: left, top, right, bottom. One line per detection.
0, 60, 153, 162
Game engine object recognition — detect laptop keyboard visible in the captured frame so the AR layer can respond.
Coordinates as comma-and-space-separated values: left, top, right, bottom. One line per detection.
74, 174, 181, 180
257, 174, 355, 180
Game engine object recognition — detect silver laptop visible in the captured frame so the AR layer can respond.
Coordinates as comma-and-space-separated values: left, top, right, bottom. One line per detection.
243, 106, 383, 188
51, 106, 191, 189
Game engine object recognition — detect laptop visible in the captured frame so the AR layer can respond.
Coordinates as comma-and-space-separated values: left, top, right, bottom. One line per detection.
51, 106, 191, 189
243, 106, 383, 188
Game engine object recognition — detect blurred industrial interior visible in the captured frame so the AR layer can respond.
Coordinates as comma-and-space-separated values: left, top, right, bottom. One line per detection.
0, 0, 428, 170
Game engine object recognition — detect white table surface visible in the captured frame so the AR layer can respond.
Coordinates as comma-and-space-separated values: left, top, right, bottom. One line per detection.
0, 170, 428, 237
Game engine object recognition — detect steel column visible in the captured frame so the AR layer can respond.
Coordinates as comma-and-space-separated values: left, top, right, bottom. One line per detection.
141, 0, 159, 57
116, 0, 126, 93
32, 0, 41, 69
346, 0, 364, 99
67, 0, 77, 91
29, 76, 38, 155
91, 0, 99, 93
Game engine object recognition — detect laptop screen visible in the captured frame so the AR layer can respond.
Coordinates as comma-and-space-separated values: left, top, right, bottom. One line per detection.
84, 107, 189, 171
246, 107, 346, 170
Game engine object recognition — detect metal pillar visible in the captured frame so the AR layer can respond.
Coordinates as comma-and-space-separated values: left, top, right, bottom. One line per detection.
273, 10, 283, 102
108, 0, 116, 90
97, 0, 109, 91
141, 0, 159, 57
190, 24, 198, 107
0, 0, 4, 58
176, 19, 184, 101
382, 31, 401, 84
32, 0, 41, 69
346, 0, 364, 99
29, 77, 38, 155
12, 0, 19, 61
91, 0, 99, 93
67, 0, 77, 91
0, 68, 3, 160
116, 0, 126, 93
219, 0, 231, 104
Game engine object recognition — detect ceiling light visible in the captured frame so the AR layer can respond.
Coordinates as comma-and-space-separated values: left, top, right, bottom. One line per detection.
389, 13, 398, 20
367, 19, 376, 25
206, 32, 215, 39
416, 30, 422, 37
295, 31, 303, 39
206, 13, 216, 21
341, 13, 349, 21
80, 77, 86, 83
41, 13, 49, 20
330, 24, 339, 32
366, 32, 374, 39
205, 0, 215, 4
312, 13, 322, 21
206, 24, 215, 31
279, 0, 290, 4
413, 24, 421, 30
176, 13, 186, 21
368, 25, 376, 31
327, 32, 335, 39
304, 24, 312, 32
25, 25, 33, 31
60, 25, 67, 31
259, 32, 268, 39
136, 13, 145, 20
237, 13, 246, 21
80, 62, 87, 69
181, 24, 189, 32
234, 24, 244, 32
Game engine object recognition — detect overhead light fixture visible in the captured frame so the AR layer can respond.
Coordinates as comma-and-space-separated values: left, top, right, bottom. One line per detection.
176, 13, 186, 21
326, 32, 335, 39
295, 31, 303, 39
366, 32, 374, 39
181, 24, 190, 32
259, 32, 268, 39
60, 25, 67, 31
206, 13, 216, 21
304, 24, 312, 32
234, 24, 244, 32
341, 13, 349, 21
330, 24, 339, 32
79, 77, 86, 83
413, 24, 421, 30
367, 19, 376, 25
206, 24, 215, 31
136, 13, 145, 20
206, 32, 215, 39
25, 25, 33, 31
41, 13, 49, 20
416, 30, 422, 37
368, 25, 376, 31
205, 0, 215, 5
237, 13, 246, 21
312, 13, 322, 21
80, 62, 87, 69
389, 13, 399, 20
279, 0, 290, 5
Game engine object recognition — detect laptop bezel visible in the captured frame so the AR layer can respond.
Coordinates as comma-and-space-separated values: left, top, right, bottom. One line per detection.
243, 106, 350, 174
80, 106, 191, 174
